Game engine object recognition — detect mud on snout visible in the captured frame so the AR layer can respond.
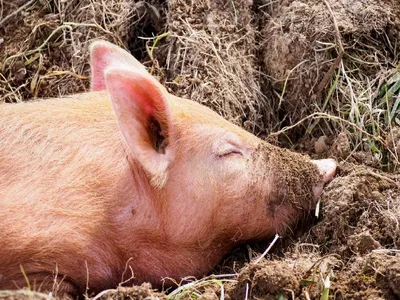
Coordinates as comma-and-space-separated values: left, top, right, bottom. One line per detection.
250, 142, 334, 233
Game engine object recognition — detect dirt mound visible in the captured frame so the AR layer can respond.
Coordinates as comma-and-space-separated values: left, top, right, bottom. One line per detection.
221, 251, 399, 299
163, 0, 269, 134
262, 0, 400, 126
309, 164, 400, 253
261, 0, 400, 169
226, 259, 304, 299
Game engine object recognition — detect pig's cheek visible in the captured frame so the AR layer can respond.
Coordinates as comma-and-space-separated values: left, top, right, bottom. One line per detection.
217, 160, 250, 195
218, 157, 248, 175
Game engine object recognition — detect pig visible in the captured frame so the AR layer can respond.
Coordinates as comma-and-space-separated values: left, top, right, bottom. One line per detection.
0, 40, 336, 297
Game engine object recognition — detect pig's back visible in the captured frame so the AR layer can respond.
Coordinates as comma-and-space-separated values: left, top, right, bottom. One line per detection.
0, 91, 131, 289
0, 91, 126, 202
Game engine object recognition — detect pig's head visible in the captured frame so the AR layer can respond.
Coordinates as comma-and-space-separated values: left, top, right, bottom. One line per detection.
90, 41, 336, 251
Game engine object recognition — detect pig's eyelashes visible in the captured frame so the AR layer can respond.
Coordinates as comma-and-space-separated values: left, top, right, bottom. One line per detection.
217, 149, 243, 158
213, 144, 244, 158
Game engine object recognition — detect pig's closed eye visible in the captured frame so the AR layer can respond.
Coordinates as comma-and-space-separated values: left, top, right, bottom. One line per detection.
218, 148, 243, 158
214, 143, 243, 158
211, 133, 246, 158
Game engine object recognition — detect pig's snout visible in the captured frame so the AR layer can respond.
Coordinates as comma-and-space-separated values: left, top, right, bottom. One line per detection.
312, 158, 337, 199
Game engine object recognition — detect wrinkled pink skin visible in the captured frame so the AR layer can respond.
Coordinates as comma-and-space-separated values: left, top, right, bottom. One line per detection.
0, 41, 336, 296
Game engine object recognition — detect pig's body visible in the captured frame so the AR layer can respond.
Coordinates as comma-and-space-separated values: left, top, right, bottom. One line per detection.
0, 92, 130, 292
0, 41, 336, 296
0, 92, 235, 293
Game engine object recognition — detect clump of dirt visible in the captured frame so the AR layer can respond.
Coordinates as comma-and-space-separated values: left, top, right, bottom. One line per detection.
94, 283, 166, 300
328, 132, 351, 160
296, 163, 399, 298
225, 260, 303, 299
308, 163, 400, 253
331, 252, 400, 299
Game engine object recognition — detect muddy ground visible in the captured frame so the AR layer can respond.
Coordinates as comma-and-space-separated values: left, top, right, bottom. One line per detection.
1, 0, 400, 299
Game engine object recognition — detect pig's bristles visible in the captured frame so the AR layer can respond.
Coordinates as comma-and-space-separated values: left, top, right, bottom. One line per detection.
254, 234, 280, 264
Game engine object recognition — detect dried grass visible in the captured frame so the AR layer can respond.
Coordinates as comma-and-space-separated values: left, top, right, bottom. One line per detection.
162, 0, 270, 135
0, 0, 136, 102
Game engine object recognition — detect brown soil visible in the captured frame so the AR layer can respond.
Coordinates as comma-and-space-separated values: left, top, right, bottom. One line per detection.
93, 284, 166, 300
262, 0, 400, 126
1, 0, 400, 299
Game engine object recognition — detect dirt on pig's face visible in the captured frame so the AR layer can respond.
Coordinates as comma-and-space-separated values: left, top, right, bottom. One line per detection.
161, 96, 323, 247
251, 143, 323, 233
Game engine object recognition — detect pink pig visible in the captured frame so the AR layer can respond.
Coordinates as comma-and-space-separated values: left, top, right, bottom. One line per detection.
0, 41, 336, 296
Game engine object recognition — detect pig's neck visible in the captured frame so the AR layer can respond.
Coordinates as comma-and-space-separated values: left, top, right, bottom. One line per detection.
113, 161, 232, 287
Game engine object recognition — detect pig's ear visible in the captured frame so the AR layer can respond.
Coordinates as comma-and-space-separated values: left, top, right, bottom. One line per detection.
105, 68, 173, 188
90, 40, 148, 91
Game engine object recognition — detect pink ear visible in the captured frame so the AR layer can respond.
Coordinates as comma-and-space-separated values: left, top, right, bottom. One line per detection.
90, 40, 148, 91
105, 68, 174, 188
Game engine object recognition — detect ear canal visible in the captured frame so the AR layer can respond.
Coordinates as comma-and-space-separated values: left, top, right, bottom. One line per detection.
105, 68, 174, 188
148, 114, 168, 154
90, 40, 148, 91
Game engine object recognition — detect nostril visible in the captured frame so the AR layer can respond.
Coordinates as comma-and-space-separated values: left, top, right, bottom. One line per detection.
312, 158, 337, 183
